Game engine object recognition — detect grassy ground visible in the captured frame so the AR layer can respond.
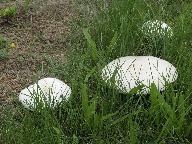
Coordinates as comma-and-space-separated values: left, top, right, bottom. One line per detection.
0, 0, 72, 104
1, 0, 192, 143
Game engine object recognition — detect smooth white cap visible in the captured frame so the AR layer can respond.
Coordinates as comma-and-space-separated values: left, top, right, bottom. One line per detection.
142, 20, 173, 37
102, 56, 178, 94
19, 77, 71, 110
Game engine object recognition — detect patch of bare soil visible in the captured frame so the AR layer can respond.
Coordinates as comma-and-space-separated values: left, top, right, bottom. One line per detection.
0, 0, 74, 105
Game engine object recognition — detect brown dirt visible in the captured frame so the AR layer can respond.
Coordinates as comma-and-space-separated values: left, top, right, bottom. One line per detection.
0, 0, 74, 105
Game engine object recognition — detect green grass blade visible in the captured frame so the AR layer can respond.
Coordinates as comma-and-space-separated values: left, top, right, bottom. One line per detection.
83, 28, 99, 61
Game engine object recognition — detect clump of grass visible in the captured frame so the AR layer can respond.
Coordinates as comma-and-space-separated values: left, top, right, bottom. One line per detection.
0, 6, 17, 18
23, 0, 31, 13
0, 35, 9, 60
1, 0, 192, 143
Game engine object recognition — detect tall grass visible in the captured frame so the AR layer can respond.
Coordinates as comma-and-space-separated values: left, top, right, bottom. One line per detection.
1, 0, 192, 143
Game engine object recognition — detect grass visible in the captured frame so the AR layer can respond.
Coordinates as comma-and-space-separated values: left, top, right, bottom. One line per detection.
0, 35, 9, 60
1, 0, 192, 143
0, 5, 17, 18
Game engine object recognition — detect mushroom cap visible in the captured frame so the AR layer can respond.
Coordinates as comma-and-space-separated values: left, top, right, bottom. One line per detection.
19, 77, 72, 110
142, 20, 173, 37
101, 56, 178, 94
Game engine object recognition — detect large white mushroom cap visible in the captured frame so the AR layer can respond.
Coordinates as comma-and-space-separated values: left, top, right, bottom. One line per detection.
19, 77, 72, 110
101, 56, 178, 94
142, 20, 173, 37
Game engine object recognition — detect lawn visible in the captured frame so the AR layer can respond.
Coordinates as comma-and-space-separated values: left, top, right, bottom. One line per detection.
0, 0, 192, 143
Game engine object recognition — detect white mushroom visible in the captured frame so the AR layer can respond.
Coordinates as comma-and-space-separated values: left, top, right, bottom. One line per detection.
142, 20, 173, 37
19, 77, 71, 110
101, 56, 178, 94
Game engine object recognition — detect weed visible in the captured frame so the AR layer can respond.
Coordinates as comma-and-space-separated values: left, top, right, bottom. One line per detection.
0, 6, 17, 18
0, 35, 9, 60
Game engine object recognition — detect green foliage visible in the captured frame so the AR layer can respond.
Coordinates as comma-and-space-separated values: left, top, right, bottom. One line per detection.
0, 35, 9, 60
24, 0, 31, 14
81, 82, 120, 131
83, 28, 100, 62
149, 84, 192, 142
0, 6, 17, 18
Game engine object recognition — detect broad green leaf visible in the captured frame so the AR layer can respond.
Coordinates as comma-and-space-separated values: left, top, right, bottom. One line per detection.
149, 83, 160, 112
177, 94, 185, 115
53, 127, 61, 135
107, 32, 118, 53
158, 94, 175, 120
128, 115, 138, 144
87, 98, 96, 118
83, 28, 99, 61
81, 83, 88, 113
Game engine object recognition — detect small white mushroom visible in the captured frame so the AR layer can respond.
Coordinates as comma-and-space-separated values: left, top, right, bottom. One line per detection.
142, 20, 173, 37
19, 77, 71, 110
101, 56, 178, 94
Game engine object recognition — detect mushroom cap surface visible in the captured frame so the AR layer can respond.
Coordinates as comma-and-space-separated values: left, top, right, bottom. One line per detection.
142, 20, 173, 37
101, 56, 178, 94
19, 77, 71, 109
